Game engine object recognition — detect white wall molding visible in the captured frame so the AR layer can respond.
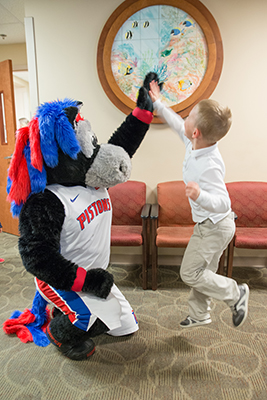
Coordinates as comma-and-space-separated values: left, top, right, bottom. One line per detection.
110, 254, 267, 268
24, 17, 39, 117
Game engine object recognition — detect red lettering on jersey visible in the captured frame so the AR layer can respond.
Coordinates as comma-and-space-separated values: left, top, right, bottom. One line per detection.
84, 208, 90, 223
101, 198, 108, 211
91, 202, 98, 216
77, 213, 86, 230
87, 205, 94, 221
77, 197, 111, 230
96, 200, 103, 213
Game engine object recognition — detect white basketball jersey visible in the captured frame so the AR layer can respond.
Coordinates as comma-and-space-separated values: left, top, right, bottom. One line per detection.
46, 184, 112, 271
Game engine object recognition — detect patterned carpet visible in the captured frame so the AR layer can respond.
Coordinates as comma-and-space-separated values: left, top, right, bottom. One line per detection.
1, 232, 267, 400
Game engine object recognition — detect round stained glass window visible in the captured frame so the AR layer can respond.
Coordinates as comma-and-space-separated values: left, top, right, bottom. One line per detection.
111, 6, 208, 107
97, 0, 223, 122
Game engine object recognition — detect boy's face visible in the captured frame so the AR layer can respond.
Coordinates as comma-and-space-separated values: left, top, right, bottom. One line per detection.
184, 105, 198, 141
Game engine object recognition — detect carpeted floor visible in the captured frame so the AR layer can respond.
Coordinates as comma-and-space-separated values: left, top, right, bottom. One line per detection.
1, 232, 267, 400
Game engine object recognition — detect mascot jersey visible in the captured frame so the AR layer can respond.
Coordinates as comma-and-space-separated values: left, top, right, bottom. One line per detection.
46, 184, 112, 270
35, 184, 138, 335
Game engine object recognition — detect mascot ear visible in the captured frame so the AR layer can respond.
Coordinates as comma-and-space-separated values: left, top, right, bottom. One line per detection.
64, 101, 84, 127
64, 106, 79, 128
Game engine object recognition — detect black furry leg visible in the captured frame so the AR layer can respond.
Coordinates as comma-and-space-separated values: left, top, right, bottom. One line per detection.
86, 318, 109, 338
51, 306, 63, 319
50, 313, 108, 342
49, 314, 87, 345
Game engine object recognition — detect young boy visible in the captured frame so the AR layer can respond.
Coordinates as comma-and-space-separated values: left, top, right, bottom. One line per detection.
149, 81, 249, 328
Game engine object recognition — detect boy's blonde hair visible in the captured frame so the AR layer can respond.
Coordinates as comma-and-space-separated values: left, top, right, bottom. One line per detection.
195, 99, 232, 143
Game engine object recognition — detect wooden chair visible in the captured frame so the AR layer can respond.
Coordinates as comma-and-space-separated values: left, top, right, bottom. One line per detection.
223, 181, 267, 278
150, 180, 228, 290
108, 180, 151, 289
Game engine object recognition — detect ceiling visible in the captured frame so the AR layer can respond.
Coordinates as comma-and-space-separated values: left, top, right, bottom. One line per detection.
0, 0, 26, 45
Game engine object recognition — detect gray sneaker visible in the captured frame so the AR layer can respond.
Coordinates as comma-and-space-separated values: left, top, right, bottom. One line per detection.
180, 315, 212, 328
231, 284, 249, 327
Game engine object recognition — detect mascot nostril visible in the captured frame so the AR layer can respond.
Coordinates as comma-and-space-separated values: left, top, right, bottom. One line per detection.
4, 72, 160, 361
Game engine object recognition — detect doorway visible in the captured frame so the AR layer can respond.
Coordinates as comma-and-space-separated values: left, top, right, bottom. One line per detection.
13, 70, 30, 129
0, 60, 19, 235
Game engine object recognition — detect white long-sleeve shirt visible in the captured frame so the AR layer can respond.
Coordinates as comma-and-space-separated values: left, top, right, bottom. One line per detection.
154, 99, 231, 224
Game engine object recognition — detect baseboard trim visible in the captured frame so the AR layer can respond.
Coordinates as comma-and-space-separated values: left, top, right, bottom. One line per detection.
110, 254, 267, 268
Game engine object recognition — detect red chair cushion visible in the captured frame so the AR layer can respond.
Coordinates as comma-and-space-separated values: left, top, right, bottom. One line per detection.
111, 226, 143, 246
156, 226, 194, 247
234, 227, 267, 249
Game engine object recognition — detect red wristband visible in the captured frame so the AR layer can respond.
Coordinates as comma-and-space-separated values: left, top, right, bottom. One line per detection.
132, 107, 153, 124
71, 267, 86, 291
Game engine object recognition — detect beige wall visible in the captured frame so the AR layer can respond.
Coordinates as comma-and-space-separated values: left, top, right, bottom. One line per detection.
23, 0, 267, 264
0, 43, 27, 70
24, 0, 267, 201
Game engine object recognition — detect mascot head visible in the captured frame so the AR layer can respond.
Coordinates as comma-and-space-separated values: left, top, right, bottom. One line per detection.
7, 99, 132, 217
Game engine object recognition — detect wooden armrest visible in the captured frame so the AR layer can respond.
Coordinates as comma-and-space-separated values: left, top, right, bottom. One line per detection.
141, 203, 151, 219
150, 203, 159, 219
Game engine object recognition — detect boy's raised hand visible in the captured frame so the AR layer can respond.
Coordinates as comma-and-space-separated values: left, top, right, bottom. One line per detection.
149, 80, 161, 103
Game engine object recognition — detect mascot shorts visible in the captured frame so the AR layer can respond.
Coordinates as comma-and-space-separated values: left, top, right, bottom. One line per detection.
35, 278, 138, 336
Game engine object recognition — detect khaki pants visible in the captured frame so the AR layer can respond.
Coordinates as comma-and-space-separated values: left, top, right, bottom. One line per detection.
180, 212, 239, 321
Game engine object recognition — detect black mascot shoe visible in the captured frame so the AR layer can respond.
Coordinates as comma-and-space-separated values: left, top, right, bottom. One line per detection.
46, 324, 95, 361
59, 338, 95, 361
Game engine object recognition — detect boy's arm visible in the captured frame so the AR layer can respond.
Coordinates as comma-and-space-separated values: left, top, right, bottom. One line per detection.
192, 167, 231, 213
149, 81, 187, 144
154, 100, 187, 143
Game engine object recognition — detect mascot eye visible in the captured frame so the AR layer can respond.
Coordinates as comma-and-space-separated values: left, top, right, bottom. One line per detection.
75, 119, 99, 158
92, 134, 98, 148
